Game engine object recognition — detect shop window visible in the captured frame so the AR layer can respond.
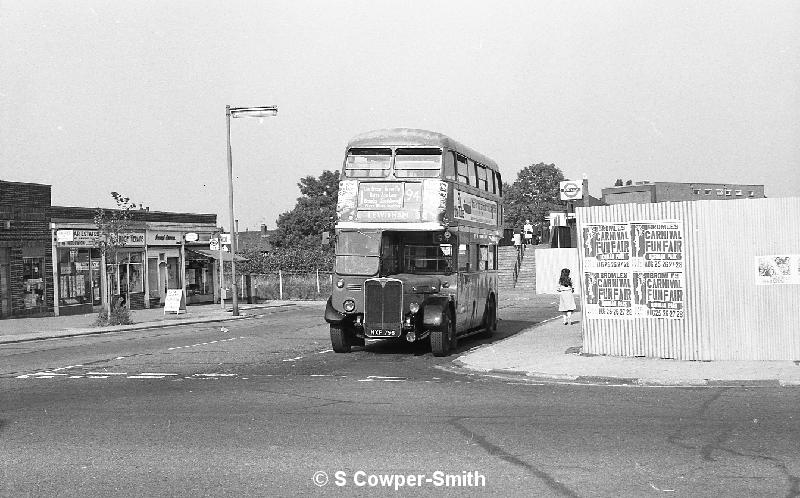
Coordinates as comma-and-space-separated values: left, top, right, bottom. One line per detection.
725, 189, 732, 196
749, 191, 755, 197
735, 189, 743, 196
716, 189, 724, 196
22, 257, 46, 311
58, 248, 92, 307
692, 189, 701, 195
704, 189, 712, 195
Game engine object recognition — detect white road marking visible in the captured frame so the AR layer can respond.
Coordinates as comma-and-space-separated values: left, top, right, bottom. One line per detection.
282, 356, 304, 362
140, 373, 178, 376
86, 372, 127, 376
127, 375, 164, 379
316, 349, 333, 354
358, 375, 408, 382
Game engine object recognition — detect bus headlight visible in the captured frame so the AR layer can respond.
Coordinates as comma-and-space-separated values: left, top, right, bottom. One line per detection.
336, 279, 345, 288
409, 302, 420, 314
343, 299, 356, 312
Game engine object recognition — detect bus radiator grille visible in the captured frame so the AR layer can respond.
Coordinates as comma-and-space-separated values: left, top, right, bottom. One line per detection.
363, 279, 403, 337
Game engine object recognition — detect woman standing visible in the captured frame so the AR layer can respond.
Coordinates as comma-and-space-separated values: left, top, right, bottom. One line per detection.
558, 268, 576, 325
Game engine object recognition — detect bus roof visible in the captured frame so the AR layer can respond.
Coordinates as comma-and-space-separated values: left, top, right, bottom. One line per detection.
346, 128, 499, 172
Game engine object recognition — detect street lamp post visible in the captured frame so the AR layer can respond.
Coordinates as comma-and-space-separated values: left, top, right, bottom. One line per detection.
226, 105, 278, 316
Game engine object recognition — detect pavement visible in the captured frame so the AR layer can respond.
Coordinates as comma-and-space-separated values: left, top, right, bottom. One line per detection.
2, 298, 799, 387
0, 301, 297, 344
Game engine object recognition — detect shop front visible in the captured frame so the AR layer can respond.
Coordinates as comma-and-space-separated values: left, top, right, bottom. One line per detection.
184, 247, 216, 304
146, 230, 184, 307
54, 229, 103, 315
53, 228, 146, 314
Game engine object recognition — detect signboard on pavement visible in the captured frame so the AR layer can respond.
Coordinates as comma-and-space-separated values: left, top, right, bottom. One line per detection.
164, 289, 186, 314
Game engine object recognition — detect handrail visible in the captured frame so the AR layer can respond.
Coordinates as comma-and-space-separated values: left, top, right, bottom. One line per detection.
512, 244, 525, 288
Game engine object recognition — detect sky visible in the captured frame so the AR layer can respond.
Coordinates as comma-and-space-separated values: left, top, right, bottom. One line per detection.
1, 1, 798, 231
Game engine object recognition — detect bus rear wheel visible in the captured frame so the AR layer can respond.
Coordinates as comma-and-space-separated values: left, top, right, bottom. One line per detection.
330, 323, 352, 353
431, 311, 453, 357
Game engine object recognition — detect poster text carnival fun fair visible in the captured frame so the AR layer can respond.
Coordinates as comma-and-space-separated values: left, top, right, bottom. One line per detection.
582, 221, 684, 319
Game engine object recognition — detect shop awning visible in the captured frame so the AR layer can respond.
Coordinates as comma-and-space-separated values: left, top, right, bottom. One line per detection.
187, 248, 248, 262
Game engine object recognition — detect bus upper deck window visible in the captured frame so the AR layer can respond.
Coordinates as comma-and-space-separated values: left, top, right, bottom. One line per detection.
443, 152, 456, 181
345, 148, 392, 178
456, 155, 470, 185
394, 148, 442, 178
468, 160, 477, 186
477, 164, 488, 191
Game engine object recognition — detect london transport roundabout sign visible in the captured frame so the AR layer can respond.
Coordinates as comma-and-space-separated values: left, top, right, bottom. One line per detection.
559, 180, 583, 201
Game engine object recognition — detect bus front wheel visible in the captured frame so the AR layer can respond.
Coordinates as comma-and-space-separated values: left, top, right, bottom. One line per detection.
430, 311, 453, 357
330, 323, 351, 353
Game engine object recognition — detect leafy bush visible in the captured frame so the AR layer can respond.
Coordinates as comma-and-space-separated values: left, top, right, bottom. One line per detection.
94, 303, 134, 326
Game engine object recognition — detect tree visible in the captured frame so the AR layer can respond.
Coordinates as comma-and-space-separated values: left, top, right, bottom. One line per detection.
614, 179, 624, 186
94, 192, 141, 324
625, 179, 633, 186
269, 170, 340, 249
503, 163, 565, 231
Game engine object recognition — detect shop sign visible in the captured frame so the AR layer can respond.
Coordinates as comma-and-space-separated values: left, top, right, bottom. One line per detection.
118, 232, 145, 246
184, 232, 199, 242
146, 231, 182, 246
55, 229, 99, 247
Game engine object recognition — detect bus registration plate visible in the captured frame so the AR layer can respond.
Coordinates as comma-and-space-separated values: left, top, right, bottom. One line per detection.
366, 327, 400, 337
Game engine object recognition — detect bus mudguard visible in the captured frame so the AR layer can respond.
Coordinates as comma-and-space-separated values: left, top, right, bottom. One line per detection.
324, 296, 345, 324
421, 296, 452, 329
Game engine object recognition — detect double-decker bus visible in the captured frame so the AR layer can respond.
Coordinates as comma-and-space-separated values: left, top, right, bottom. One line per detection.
324, 129, 503, 356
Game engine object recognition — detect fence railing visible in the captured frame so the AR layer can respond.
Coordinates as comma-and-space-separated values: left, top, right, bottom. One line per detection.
238, 270, 334, 301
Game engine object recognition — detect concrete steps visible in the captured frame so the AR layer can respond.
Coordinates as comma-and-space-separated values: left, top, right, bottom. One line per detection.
497, 245, 537, 290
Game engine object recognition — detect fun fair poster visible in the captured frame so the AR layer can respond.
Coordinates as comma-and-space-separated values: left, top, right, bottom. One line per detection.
582, 221, 685, 319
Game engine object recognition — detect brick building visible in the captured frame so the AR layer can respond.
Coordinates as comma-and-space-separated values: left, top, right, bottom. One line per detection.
602, 182, 765, 205
0, 180, 54, 318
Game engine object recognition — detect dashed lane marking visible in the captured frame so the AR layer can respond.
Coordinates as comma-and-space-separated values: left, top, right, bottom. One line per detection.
167, 337, 238, 351
357, 375, 408, 382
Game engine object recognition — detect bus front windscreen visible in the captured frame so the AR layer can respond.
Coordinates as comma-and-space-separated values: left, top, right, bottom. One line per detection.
335, 230, 382, 275
345, 148, 392, 178
394, 148, 442, 178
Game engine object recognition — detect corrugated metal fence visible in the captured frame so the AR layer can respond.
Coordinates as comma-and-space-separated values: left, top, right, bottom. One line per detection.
577, 197, 800, 360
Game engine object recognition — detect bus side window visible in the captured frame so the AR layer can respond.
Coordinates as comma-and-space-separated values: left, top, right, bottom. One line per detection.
495, 171, 503, 196
477, 164, 488, 191
456, 155, 469, 185
457, 243, 470, 271
479, 245, 489, 271
488, 167, 496, 194
468, 160, 477, 187
489, 244, 496, 270
443, 151, 456, 181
